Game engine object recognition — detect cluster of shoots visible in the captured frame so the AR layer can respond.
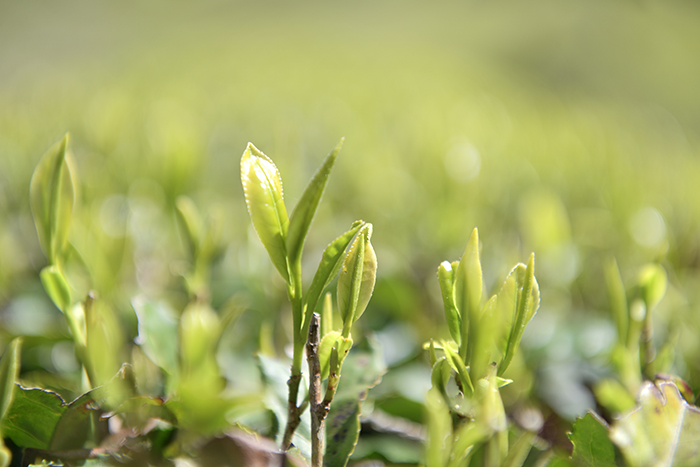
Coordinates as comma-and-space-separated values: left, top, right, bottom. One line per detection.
240, 140, 377, 465
426, 228, 541, 467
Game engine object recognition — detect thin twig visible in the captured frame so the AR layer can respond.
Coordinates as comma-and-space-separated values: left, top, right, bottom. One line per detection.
307, 313, 323, 467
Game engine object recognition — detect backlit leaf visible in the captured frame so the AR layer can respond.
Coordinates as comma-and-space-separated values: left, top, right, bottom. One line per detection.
287, 138, 343, 268
240, 143, 290, 282
0, 339, 21, 422
569, 412, 616, 467
29, 134, 74, 264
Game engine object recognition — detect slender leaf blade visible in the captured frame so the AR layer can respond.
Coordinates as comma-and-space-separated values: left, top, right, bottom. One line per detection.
287, 139, 343, 267
304, 220, 363, 330
438, 261, 461, 345
39, 266, 71, 313
0, 339, 21, 422
454, 228, 482, 359
240, 143, 290, 282
29, 134, 74, 264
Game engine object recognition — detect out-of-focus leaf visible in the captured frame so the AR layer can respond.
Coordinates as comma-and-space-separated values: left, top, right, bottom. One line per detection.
304, 220, 363, 330
610, 380, 700, 467
179, 302, 221, 370
438, 261, 461, 346
39, 266, 71, 313
638, 264, 667, 311
325, 336, 385, 467
85, 297, 124, 390
569, 412, 616, 467
175, 195, 203, 258
454, 228, 482, 359
257, 355, 312, 459
425, 388, 452, 467
287, 138, 343, 268
50, 391, 98, 450
2, 386, 97, 450
337, 223, 376, 330
0, 339, 21, 422
29, 134, 75, 264
605, 258, 628, 345
448, 422, 489, 467
132, 297, 179, 378
240, 143, 290, 282
594, 379, 636, 415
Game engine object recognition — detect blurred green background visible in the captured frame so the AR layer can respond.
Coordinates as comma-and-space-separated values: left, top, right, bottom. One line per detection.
1, 0, 700, 457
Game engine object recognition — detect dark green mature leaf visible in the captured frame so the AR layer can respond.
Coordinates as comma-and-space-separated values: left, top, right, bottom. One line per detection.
0, 339, 21, 422
325, 336, 386, 467
2, 386, 97, 450
39, 266, 71, 313
304, 221, 363, 331
29, 134, 74, 264
569, 412, 616, 467
240, 143, 290, 282
610, 380, 700, 467
438, 261, 461, 345
287, 138, 343, 268
132, 297, 179, 378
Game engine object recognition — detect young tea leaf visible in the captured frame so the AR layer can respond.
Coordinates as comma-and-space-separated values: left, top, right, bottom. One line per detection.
605, 258, 628, 345
132, 297, 179, 378
29, 134, 74, 264
287, 138, 343, 268
240, 143, 290, 282
454, 228, 482, 359
337, 224, 377, 334
175, 195, 203, 259
39, 266, 71, 312
304, 220, 364, 333
438, 261, 461, 346
638, 263, 667, 311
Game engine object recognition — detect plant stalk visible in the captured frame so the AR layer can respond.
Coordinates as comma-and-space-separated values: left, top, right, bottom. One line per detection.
282, 264, 305, 450
307, 313, 324, 467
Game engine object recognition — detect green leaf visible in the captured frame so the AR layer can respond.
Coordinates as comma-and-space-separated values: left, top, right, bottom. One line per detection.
319, 331, 342, 380
29, 134, 74, 264
425, 387, 452, 467
500, 254, 538, 376
321, 292, 333, 337
470, 295, 498, 383
569, 412, 616, 467
438, 261, 461, 346
324, 337, 385, 467
605, 258, 628, 345
175, 195, 203, 258
442, 340, 473, 395
304, 220, 363, 332
132, 297, 179, 378
594, 379, 636, 415
638, 264, 667, 311
0, 339, 21, 422
240, 142, 290, 282
337, 223, 377, 333
2, 386, 96, 450
287, 138, 343, 268
610, 380, 700, 467
454, 228, 482, 360
257, 355, 312, 459
39, 265, 71, 312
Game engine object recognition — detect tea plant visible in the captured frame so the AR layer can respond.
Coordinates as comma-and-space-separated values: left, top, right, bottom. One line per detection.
425, 228, 541, 467
241, 141, 379, 466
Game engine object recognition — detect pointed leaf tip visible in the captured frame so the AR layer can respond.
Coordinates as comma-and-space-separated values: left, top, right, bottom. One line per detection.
240, 143, 290, 282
